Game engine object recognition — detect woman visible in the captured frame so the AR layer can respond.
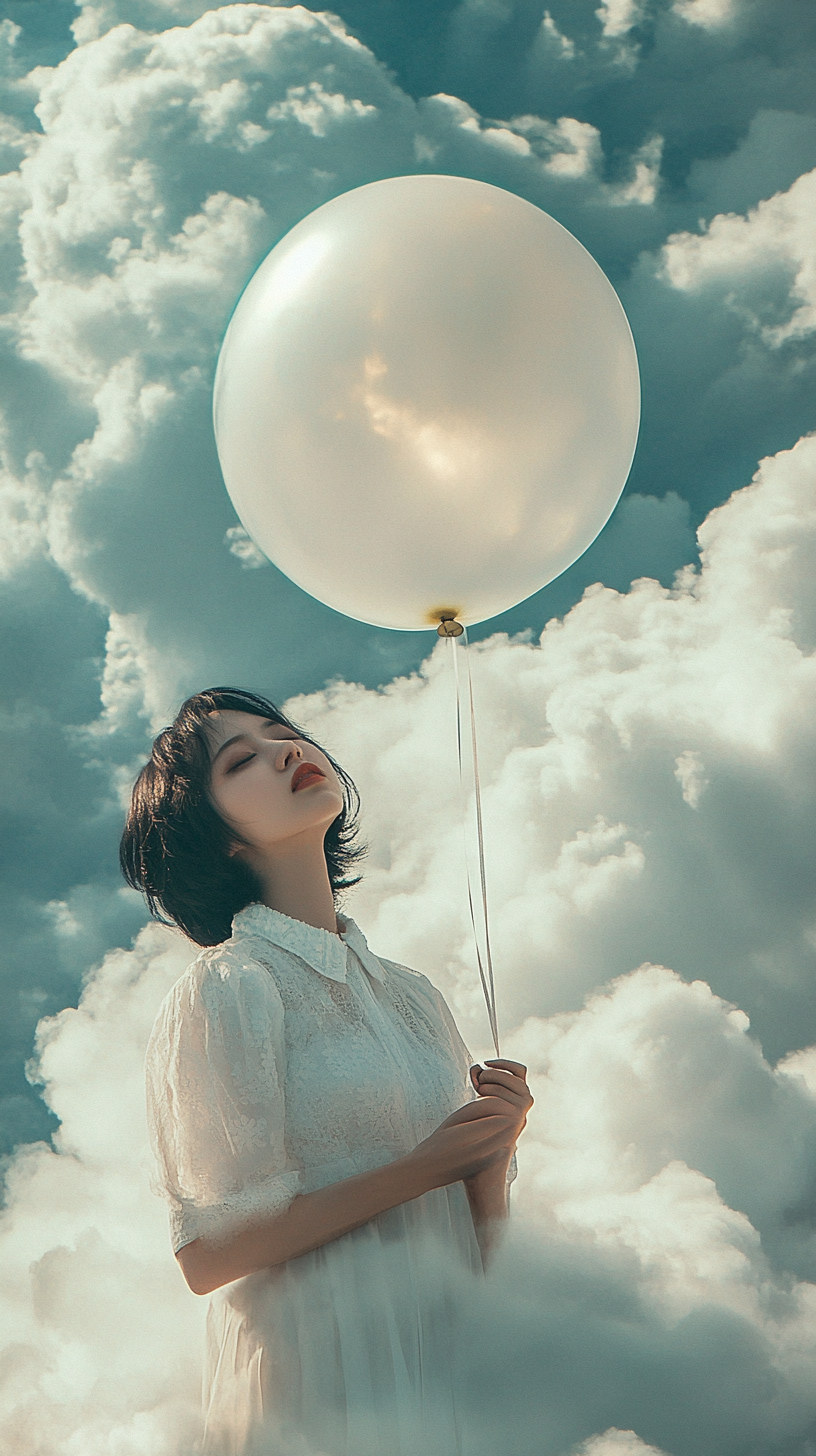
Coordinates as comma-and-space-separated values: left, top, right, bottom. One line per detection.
122, 686, 532, 1456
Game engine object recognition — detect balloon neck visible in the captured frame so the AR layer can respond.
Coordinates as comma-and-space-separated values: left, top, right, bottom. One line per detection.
436, 614, 464, 638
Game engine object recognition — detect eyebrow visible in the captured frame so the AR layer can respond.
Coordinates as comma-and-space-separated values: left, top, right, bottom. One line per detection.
211, 720, 292, 765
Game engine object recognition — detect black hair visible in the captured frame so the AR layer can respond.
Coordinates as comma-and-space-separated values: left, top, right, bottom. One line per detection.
119, 686, 365, 946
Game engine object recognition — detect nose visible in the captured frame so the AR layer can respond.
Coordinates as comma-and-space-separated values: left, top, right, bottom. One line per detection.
275, 739, 303, 770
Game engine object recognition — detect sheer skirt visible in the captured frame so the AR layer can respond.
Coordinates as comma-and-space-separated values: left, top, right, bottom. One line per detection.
201, 1183, 484, 1456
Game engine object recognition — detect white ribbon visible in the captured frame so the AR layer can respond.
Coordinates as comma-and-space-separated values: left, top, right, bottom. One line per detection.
450, 627, 501, 1059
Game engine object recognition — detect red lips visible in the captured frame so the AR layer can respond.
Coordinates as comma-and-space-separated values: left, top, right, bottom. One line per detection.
291, 762, 326, 793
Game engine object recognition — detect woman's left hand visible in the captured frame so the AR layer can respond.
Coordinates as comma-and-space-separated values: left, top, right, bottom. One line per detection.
467, 1058, 533, 1175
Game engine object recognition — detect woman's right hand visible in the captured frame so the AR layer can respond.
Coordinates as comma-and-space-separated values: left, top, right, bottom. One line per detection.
408, 1096, 520, 1189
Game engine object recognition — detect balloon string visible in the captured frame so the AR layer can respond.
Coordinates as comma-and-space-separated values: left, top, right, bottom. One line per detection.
451, 629, 501, 1059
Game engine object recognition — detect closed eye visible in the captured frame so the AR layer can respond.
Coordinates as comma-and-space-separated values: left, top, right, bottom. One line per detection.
227, 753, 255, 772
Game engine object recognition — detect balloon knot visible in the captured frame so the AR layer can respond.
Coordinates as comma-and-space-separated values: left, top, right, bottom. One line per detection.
436, 615, 464, 637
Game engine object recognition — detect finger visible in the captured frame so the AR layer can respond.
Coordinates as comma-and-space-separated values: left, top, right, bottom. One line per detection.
482, 1059, 528, 1078
476, 1067, 524, 1087
475, 1068, 530, 1097
469, 1093, 528, 1131
452, 1097, 509, 1121
476, 1087, 525, 1112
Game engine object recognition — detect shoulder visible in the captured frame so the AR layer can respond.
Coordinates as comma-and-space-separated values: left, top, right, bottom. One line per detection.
377, 954, 433, 991
147, 938, 283, 1051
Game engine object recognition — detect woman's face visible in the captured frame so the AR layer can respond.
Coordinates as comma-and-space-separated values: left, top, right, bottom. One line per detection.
206, 710, 344, 855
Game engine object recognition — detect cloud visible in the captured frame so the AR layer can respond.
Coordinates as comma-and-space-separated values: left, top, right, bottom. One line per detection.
661, 167, 816, 346
0, 556, 152, 1156
0, 0, 716, 774
0, 442, 49, 578
574, 1436, 669, 1456
291, 431, 816, 1064
594, 0, 647, 42
686, 108, 816, 217
224, 522, 267, 569
3, 0, 812, 686
4, 882, 816, 1452
0, 923, 206, 1455
620, 157, 816, 518
457, 961, 816, 1455
1, 0, 815, 1448
512, 964, 816, 1284
671, 0, 737, 28
0, 0, 812, 1180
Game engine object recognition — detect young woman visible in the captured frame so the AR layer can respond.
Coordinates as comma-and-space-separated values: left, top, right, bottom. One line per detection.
122, 686, 532, 1456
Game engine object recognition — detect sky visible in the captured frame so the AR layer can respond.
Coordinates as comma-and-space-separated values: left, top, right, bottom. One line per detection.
0, 0, 815, 1451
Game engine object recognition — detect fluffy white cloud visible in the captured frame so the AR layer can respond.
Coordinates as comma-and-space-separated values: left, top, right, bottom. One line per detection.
672, 0, 737, 28
595, 0, 647, 41
574, 1436, 669, 1456
661, 167, 816, 346
3, 7, 816, 1440
2, 404, 816, 1454
0, 923, 206, 1455
535, 12, 578, 63
223, 522, 267, 569
6, 0, 809, 686
1, 0, 674, 628
4, 874, 816, 1451
0, 442, 49, 577
290, 431, 816, 1063
512, 964, 816, 1286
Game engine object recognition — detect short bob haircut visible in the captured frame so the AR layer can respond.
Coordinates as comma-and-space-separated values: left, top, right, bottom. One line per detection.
120, 686, 365, 947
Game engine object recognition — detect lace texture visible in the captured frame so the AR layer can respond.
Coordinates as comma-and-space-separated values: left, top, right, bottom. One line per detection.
145, 905, 515, 1256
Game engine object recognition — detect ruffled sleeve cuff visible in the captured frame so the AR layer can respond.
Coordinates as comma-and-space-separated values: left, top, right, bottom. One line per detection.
170, 1168, 303, 1254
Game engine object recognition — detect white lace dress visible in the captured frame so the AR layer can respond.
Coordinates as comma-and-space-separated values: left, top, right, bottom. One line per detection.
145, 903, 516, 1456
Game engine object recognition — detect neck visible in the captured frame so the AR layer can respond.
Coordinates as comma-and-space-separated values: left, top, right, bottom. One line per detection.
250, 833, 339, 936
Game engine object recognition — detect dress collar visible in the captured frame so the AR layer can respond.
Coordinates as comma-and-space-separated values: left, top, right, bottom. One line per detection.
232, 902, 385, 984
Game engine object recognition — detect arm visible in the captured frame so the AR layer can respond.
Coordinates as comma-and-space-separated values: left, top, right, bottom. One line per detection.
178, 1153, 430, 1295
148, 958, 527, 1295
178, 1092, 524, 1295
464, 1164, 511, 1269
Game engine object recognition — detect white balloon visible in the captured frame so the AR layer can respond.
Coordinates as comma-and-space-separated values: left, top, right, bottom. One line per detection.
214, 175, 640, 632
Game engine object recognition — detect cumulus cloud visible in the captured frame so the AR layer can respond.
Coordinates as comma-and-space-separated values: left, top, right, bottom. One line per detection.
594, 0, 647, 42
620, 155, 816, 519
0, 0, 716, 760
0, 443, 50, 578
672, 0, 736, 28
292, 431, 816, 1064
461, 965, 816, 1455
2, 0, 811, 674
4, 813, 816, 1451
0, 0, 813, 1179
224, 522, 267, 569
662, 166, 816, 345
0, 554, 152, 1155
2, 0, 816, 1447
0, 923, 205, 1454
574, 1437, 669, 1456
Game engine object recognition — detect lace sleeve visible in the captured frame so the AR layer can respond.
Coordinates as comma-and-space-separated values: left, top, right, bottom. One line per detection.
144, 948, 303, 1254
